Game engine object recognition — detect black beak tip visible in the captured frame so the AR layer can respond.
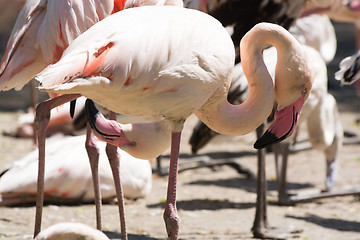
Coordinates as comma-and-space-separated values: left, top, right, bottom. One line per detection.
85, 98, 99, 130
253, 131, 279, 149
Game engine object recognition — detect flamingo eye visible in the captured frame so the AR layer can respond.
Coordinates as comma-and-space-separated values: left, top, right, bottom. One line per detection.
302, 87, 307, 95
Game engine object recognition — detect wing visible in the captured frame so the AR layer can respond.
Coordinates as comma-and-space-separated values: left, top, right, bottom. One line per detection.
0, 0, 119, 91
0, 0, 47, 90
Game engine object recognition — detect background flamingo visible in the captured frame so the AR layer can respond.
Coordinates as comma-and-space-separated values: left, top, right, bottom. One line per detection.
0, 134, 152, 206
34, 222, 111, 240
35, 6, 315, 239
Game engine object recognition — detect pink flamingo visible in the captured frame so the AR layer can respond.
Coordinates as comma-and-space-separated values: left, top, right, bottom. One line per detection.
35, 6, 315, 239
0, 0, 181, 238
0, 134, 153, 206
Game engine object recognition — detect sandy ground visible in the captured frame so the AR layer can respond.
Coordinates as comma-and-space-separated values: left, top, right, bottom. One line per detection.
0, 21, 360, 240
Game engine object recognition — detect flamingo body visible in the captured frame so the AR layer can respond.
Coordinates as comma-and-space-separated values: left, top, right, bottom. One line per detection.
37, 6, 235, 129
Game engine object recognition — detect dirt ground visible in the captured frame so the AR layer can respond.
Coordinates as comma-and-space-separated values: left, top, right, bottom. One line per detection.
0, 22, 360, 240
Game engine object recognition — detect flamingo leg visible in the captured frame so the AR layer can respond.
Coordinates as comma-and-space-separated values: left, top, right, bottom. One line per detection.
30, 79, 39, 145
273, 142, 291, 205
33, 94, 81, 237
85, 124, 102, 230
163, 131, 181, 240
252, 125, 302, 240
105, 111, 128, 240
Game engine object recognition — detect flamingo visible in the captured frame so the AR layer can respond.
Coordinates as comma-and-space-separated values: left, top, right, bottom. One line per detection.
181, 0, 334, 238
189, 45, 342, 237
34, 6, 315, 239
0, 0, 182, 238
303, 0, 360, 115
332, 0, 360, 85
0, 134, 153, 206
34, 222, 110, 240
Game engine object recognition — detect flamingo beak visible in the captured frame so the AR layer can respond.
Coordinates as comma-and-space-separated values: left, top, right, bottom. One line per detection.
85, 99, 134, 147
253, 93, 306, 149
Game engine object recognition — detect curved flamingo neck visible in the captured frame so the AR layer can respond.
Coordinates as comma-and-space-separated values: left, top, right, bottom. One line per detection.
195, 23, 307, 136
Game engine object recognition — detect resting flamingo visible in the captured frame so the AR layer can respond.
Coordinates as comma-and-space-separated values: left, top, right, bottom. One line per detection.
34, 222, 110, 240
0, 0, 182, 238
34, 6, 315, 239
0, 134, 153, 206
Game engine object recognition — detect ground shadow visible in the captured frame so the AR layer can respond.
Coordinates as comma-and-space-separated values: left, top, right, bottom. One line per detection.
105, 231, 160, 240
286, 213, 360, 233
187, 177, 314, 194
147, 198, 254, 211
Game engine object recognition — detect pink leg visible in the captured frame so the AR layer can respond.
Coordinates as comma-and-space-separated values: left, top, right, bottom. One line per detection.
163, 131, 181, 240
33, 94, 81, 238
85, 124, 102, 230
105, 111, 128, 240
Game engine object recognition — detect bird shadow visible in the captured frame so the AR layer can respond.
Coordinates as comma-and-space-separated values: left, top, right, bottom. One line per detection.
187, 177, 314, 194
286, 213, 360, 233
104, 231, 160, 240
147, 198, 254, 211
164, 151, 256, 162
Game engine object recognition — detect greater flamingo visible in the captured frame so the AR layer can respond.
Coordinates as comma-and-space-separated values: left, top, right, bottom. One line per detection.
34, 222, 110, 240
189, 15, 340, 175
304, 0, 360, 117
0, 134, 153, 206
35, 6, 315, 239
0, 0, 181, 238
182, 0, 334, 238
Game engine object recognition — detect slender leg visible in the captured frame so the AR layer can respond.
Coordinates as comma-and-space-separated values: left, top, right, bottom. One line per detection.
276, 143, 291, 205
252, 129, 268, 232
163, 131, 181, 240
33, 94, 81, 238
252, 125, 301, 239
105, 111, 128, 240
85, 124, 102, 230
272, 144, 281, 193
30, 79, 39, 145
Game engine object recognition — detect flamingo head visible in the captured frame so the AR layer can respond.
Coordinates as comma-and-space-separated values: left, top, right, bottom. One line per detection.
85, 99, 135, 148
253, 86, 308, 149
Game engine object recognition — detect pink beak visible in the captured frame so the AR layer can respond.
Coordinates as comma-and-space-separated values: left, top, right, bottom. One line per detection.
85, 99, 134, 147
253, 93, 306, 149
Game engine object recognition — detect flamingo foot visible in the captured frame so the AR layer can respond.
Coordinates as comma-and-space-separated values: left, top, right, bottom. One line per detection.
252, 225, 303, 240
163, 203, 180, 240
